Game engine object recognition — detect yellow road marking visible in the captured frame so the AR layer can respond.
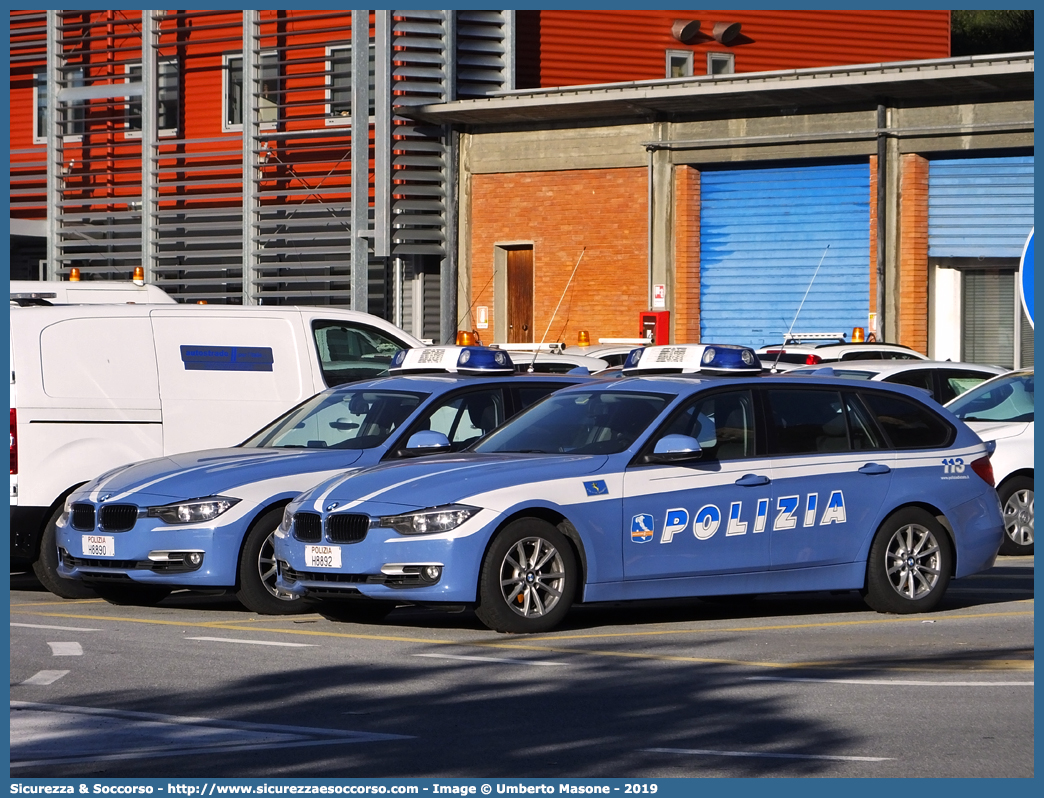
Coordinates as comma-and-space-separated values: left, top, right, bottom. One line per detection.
10, 605, 1034, 671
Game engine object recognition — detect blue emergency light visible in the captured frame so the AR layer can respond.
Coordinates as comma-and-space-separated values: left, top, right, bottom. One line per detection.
698, 344, 762, 375
456, 346, 514, 375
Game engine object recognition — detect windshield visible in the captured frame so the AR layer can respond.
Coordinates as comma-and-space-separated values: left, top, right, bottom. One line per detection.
241, 389, 428, 449
472, 390, 671, 455
947, 372, 1034, 423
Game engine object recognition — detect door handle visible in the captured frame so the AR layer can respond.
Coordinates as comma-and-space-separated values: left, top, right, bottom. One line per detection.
858, 463, 891, 475
735, 473, 770, 487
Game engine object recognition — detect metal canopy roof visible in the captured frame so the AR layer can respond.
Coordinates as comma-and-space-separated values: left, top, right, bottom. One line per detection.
402, 53, 1034, 127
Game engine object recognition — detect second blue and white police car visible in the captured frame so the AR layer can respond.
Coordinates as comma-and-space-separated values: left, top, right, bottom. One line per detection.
54, 347, 589, 613
274, 344, 1004, 633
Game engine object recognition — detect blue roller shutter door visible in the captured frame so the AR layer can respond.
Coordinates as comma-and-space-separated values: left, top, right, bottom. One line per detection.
928, 156, 1033, 258
928, 155, 1034, 368
699, 163, 871, 348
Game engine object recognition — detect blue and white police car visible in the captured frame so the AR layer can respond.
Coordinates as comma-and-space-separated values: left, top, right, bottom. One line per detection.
54, 347, 589, 613
274, 343, 1004, 633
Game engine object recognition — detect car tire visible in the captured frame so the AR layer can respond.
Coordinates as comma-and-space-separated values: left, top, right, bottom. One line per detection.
998, 476, 1033, 556
237, 508, 313, 615
317, 600, 394, 624
475, 518, 577, 634
32, 506, 97, 600
90, 583, 172, 607
862, 508, 952, 614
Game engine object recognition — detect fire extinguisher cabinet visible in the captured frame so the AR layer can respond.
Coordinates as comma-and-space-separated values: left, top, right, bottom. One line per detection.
639, 311, 670, 345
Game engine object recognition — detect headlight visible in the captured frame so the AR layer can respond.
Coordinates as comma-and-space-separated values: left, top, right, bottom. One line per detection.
378, 504, 479, 536
56, 496, 74, 528
275, 504, 297, 538
146, 496, 240, 525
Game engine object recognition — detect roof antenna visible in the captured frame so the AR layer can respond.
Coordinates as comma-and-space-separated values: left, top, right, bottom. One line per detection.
528, 247, 587, 373
772, 244, 830, 373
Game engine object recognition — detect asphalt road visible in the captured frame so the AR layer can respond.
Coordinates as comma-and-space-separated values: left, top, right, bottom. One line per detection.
9, 556, 1034, 779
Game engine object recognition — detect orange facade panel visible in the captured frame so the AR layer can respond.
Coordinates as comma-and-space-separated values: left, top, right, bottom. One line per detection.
9, 10, 369, 216
518, 9, 950, 87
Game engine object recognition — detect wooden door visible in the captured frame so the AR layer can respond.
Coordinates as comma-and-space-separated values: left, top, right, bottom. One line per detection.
506, 246, 534, 343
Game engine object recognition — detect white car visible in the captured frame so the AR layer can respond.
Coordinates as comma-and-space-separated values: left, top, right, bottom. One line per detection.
562, 342, 648, 368
947, 369, 1034, 555
787, 360, 1006, 405
758, 341, 929, 371
510, 351, 610, 374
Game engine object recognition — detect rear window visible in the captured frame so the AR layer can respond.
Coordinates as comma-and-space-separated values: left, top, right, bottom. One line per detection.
859, 391, 954, 449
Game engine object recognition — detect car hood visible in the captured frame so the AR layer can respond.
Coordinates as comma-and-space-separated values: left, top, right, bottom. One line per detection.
300, 453, 610, 513
963, 421, 1030, 442
85, 448, 366, 501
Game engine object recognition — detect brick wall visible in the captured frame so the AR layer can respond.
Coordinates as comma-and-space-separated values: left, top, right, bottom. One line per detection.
468, 168, 648, 345
673, 165, 701, 343
897, 154, 930, 354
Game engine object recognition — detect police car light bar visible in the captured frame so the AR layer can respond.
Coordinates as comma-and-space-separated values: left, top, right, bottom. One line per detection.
493, 342, 566, 354
782, 332, 846, 344
389, 346, 515, 375
622, 344, 762, 375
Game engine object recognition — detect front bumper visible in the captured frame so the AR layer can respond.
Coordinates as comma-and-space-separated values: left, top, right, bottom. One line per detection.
274, 522, 491, 604
56, 516, 249, 587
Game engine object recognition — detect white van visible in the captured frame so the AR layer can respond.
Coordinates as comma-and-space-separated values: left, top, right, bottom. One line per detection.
11, 280, 177, 305
10, 303, 424, 597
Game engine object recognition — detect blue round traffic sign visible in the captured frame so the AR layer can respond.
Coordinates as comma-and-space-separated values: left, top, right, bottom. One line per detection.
1019, 228, 1033, 328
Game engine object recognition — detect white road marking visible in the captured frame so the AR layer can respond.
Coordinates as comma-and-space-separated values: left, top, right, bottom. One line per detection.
414, 652, 566, 667
47, 642, 83, 657
20, 671, 70, 686
10, 701, 411, 767
948, 588, 1032, 594
747, 676, 1034, 687
644, 747, 894, 763
185, 636, 317, 648
11, 623, 101, 632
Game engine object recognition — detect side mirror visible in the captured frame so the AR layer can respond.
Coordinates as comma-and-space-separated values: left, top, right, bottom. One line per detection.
403, 430, 452, 456
644, 434, 703, 464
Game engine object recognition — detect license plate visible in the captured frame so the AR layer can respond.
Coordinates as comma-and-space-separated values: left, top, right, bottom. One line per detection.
305, 545, 342, 569
83, 535, 115, 557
